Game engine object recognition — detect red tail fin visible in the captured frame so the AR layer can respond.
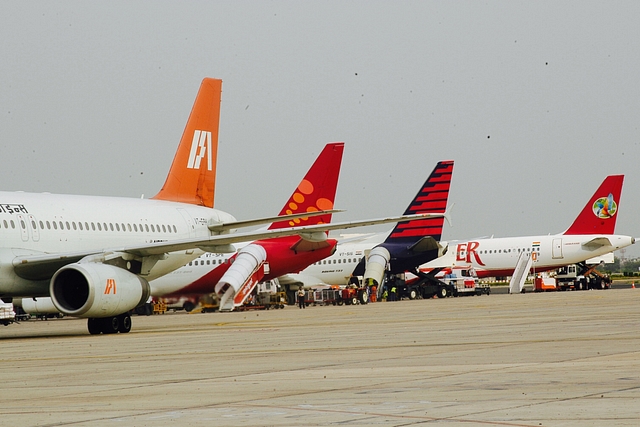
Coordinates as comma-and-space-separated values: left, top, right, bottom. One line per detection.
268, 143, 344, 230
152, 78, 221, 208
563, 175, 623, 235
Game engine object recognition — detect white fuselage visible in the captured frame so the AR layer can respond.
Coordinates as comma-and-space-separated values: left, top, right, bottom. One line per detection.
435, 233, 634, 277
285, 235, 386, 287
0, 191, 235, 297
287, 232, 634, 286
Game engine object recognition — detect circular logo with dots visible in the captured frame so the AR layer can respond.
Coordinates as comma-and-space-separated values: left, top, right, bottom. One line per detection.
287, 179, 333, 226
592, 194, 617, 219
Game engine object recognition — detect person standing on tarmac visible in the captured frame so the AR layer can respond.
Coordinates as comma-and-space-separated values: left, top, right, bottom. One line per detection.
390, 285, 397, 301
297, 288, 306, 309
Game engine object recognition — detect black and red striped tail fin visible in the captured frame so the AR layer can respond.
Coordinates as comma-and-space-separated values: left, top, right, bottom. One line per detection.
385, 160, 453, 243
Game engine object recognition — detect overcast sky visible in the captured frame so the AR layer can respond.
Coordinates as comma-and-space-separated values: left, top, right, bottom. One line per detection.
1, 1, 639, 257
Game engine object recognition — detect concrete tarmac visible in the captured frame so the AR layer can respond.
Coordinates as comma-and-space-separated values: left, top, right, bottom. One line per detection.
2, 289, 640, 427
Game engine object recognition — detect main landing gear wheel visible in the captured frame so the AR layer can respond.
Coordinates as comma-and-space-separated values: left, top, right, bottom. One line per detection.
87, 314, 132, 335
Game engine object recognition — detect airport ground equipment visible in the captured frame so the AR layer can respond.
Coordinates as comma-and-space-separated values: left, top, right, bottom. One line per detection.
556, 262, 611, 290
509, 252, 532, 294
533, 275, 558, 292
259, 291, 287, 309
533, 262, 612, 292
1, 298, 16, 325
338, 285, 369, 305
439, 268, 490, 297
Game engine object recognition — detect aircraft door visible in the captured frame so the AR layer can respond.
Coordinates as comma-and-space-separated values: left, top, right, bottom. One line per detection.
552, 238, 563, 259
16, 214, 29, 242
28, 215, 40, 242
177, 208, 195, 238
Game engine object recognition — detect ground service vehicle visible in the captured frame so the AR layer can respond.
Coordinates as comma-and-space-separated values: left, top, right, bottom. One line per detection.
555, 263, 611, 290
439, 268, 490, 296
1, 299, 15, 325
338, 286, 369, 305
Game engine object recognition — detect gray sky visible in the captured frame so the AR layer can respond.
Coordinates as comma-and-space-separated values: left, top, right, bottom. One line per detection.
2, 1, 639, 257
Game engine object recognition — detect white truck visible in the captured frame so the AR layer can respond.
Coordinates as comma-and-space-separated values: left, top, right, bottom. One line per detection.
439, 268, 490, 297
555, 263, 612, 291
1, 298, 16, 325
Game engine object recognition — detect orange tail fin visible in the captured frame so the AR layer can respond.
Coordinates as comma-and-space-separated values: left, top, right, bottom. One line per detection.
268, 142, 344, 230
152, 78, 222, 208
563, 175, 623, 235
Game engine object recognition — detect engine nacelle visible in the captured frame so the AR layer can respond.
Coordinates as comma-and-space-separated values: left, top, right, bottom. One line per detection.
215, 244, 267, 309
363, 246, 391, 288
17, 297, 60, 315
50, 263, 150, 318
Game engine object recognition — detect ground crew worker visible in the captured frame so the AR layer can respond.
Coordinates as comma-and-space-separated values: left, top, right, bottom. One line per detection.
370, 285, 377, 302
390, 285, 397, 301
382, 289, 388, 302
297, 288, 306, 309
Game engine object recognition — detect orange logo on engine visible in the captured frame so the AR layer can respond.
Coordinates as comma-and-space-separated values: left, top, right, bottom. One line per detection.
105, 278, 117, 294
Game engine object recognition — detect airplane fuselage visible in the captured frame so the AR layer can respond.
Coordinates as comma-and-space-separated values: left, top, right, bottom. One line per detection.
150, 236, 338, 297
449, 233, 634, 278
285, 240, 379, 287
0, 191, 236, 297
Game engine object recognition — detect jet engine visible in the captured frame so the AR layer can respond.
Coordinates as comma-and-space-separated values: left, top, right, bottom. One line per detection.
17, 297, 60, 315
50, 263, 150, 318
363, 246, 391, 288
215, 244, 267, 310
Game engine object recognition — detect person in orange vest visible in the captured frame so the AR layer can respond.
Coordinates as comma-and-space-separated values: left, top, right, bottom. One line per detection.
370, 285, 377, 302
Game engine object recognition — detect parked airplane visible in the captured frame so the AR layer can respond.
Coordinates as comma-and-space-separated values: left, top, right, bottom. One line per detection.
280, 161, 453, 289
150, 142, 345, 310
422, 174, 635, 278
1, 78, 442, 334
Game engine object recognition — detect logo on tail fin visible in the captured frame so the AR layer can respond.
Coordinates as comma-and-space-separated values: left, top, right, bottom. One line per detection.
284, 179, 334, 226
187, 130, 212, 170
592, 193, 617, 219
269, 142, 344, 230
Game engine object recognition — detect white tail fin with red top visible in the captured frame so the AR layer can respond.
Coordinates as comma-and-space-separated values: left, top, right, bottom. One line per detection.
152, 78, 222, 208
563, 175, 623, 235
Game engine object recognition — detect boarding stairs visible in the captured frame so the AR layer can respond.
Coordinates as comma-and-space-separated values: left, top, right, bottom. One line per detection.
216, 245, 269, 312
509, 252, 532, 294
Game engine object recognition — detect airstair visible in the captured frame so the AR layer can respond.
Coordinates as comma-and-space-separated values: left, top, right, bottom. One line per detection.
509, 252, 532, 294
215, 244, 268, 312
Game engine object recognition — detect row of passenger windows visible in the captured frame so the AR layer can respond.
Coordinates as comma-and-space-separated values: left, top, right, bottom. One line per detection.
460, 247, 541, 255
0, 219, 178, 234
313, 258, 358, 265
190, 258, 230, 266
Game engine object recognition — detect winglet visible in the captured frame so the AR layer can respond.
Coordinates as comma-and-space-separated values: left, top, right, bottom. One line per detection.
268, 142, 344, 230
152, 78, 222, 208
385, 160, 454, 243
563, 175, 623, 235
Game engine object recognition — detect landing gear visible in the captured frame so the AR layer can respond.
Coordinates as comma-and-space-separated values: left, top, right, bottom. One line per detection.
87, 313, 132, 335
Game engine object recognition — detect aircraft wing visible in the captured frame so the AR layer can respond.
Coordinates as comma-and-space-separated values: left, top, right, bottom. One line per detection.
208, 209, 343, 232
13, 213, 442, 281
277, 273, 330, 289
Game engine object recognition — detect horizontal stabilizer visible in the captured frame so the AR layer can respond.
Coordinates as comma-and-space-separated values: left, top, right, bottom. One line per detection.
408, 236, 441, 253
581, 237, 613, 250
